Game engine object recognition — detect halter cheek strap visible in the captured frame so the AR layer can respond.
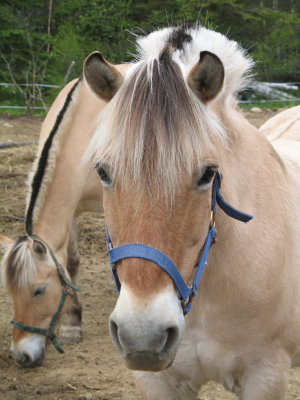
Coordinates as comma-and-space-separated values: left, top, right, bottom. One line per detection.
106, 173, 253, 315
11, 235, 79, 353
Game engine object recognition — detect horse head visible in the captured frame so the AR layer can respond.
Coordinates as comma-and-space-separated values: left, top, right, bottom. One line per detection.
0, 234, 76, 367
83, 30, 228, 371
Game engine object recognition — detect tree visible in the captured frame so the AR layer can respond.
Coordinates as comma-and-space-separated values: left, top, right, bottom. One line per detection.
0, 1, 53, 112
0, 0, 299, 112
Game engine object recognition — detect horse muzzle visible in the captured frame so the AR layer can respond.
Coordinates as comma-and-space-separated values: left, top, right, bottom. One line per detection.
108, 287, 184, 371
11, 334, 45, 368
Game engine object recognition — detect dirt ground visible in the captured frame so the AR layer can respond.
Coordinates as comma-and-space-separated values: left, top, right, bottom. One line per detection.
1, 109, 300, 400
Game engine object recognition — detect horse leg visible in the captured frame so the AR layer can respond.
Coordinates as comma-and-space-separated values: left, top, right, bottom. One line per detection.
239, 352, 290, 400
133, 371, 200, 400
59, 219, 83, 344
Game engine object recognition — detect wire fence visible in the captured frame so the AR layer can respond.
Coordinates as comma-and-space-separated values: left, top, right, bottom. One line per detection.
1, 81, 300, 109
239, 99, 300, 104
0, 83, 62, 88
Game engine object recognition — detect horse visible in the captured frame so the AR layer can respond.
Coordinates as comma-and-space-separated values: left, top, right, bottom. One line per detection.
84, 25, 300, 399
259, 104, 300, 141
0, 63, 130, 367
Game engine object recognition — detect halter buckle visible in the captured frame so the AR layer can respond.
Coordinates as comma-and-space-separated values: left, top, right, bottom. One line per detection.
209, 211, 218, 244
209, 210, 215, 229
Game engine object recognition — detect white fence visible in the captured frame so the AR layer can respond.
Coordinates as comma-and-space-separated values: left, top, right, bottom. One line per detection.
0, 82, 300, 109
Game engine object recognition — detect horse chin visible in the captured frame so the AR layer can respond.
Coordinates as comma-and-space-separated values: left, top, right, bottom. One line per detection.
124, 352, 174, 372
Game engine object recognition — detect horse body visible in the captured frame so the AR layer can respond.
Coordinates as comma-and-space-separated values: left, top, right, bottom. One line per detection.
84, 25, 300, 400
23, 77, 104, 346
0, 64, 129, 367
134, 106, 300, 400
260, 105, 300, 173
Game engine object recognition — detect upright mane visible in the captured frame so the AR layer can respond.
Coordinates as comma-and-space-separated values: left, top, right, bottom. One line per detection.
25, 79, 82, 234
87, 25, 253, 198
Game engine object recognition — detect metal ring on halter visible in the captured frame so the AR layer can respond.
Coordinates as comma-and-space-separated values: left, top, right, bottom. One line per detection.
11, 235, 79, 354
209, 210, 215, 228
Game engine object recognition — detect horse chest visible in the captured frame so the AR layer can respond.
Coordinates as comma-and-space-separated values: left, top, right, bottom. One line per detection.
169, 326, 243, 394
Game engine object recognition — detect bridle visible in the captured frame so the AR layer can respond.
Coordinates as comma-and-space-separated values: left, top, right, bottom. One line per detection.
106, 172, 253, 315
11, 235, 79, 353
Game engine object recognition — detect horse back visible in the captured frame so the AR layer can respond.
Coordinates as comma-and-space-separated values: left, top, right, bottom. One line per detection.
260, 106, 300, 173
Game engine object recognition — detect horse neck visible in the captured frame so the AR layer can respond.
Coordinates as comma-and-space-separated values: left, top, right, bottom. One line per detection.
202, 103, 291, 291
215, 104, 285, 212
31, 81, 104, 259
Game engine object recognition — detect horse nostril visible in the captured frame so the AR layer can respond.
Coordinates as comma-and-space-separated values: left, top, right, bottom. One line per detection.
17, 352, 33, 367
17, 351, 44, 368
159, 326, 179, 359
109, 315, 180, 357
109, 319, 124, 355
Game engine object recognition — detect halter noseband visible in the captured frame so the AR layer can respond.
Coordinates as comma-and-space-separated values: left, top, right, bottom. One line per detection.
11, 235, 79, 353
106, 172, 253, 315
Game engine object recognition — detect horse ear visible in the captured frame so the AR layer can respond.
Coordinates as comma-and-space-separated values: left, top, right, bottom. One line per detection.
187, 51, 224, 103
0, 235, 14, 249
83, 51, 123, 101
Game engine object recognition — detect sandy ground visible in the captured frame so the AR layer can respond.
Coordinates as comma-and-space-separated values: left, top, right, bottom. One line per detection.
1, 110, 300, 400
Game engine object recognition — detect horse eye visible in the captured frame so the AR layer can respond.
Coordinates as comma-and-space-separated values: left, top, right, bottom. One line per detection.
197, 166, 216, 188
95, 164, 112, 186
33, 286, 46, 297
33, 240, 46, 255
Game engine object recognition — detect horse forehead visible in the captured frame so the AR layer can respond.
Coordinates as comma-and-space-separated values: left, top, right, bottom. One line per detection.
106, 186, 203, 236
109, 185, 191, 210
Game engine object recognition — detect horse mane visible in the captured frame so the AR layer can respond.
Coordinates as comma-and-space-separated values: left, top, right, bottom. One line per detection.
25, 78, 82, 235
1, 236, 37, 290
1, 81, 82, 290
135, 24, 253, 99
87, 25, 253, 199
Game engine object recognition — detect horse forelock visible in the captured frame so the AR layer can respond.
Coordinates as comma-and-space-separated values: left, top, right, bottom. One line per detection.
1, 236, 37, 290
88, 28, 234, 200
135, 24, 254, 96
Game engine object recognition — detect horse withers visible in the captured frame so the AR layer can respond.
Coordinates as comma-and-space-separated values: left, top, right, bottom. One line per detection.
0, 63, 130, 367
84, 25, 300, 399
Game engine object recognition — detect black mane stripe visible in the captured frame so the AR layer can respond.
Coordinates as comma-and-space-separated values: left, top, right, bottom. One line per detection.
25, 78, 81, 235
168, 25, 193, 50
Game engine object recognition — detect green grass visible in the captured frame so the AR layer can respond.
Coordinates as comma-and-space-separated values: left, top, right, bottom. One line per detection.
239, 100, 300, 109
0, 108, 47, 116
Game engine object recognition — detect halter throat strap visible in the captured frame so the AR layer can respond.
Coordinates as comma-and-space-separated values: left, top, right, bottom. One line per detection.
106, 173, 253, 314
11, 235, 79, 353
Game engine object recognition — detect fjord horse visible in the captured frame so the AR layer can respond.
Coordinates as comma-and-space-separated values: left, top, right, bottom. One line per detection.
0, 63, 129, 367
84, 26, 300, 399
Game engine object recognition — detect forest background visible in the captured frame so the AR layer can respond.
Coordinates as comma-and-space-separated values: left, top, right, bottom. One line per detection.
0, 0, 299, 111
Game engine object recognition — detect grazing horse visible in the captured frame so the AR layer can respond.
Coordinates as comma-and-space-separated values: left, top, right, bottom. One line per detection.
0, 63, 129, 367
84, 26, 300, 399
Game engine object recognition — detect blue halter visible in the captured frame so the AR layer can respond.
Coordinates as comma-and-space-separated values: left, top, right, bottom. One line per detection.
106, 173, 253, 314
